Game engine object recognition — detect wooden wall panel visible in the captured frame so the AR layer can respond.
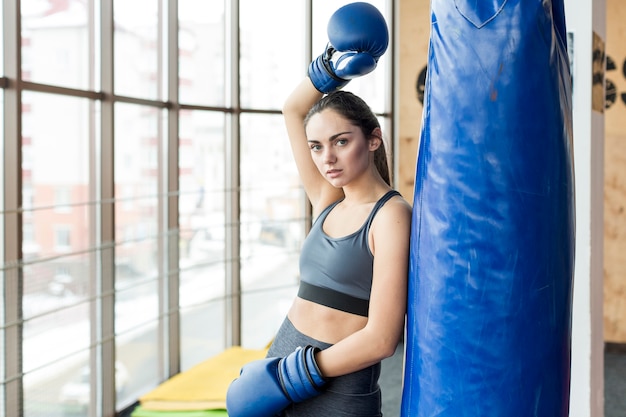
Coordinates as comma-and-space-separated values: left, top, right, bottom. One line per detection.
397, 0, 430, 202
603, 0, 626, 343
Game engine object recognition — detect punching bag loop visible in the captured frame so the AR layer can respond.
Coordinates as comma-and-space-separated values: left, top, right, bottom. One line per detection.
454, 0, 507, 28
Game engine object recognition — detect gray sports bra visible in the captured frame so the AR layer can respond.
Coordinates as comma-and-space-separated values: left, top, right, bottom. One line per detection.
297, 190, 400, 317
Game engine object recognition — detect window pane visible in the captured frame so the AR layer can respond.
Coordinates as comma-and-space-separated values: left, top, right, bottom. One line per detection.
240, 113, 304, 348
114, 102, 161, 406
21, 91, 94, 417
117, 322, 159, 406
114, 0, 160, 99
21, 93, 92, 260
24, 355, 90, 417
21, 1, 90, 89
312, 0, 389, 113
179, 110, 227, 368
239, 0, 305, 109
178, 0, 225, 107
180, 300, 226, 370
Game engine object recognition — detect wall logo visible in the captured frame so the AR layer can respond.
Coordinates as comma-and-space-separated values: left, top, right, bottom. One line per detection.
605, 55, 626, 110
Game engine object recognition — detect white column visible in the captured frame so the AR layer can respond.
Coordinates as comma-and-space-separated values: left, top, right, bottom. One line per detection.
565, 0, 605, 416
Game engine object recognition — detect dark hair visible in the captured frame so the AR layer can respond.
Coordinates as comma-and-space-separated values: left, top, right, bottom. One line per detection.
304, 91, 391, 186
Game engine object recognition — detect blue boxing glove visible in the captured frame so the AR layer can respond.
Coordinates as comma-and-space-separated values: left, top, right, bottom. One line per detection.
309, 2, 389, 93
226, 346, 327, 417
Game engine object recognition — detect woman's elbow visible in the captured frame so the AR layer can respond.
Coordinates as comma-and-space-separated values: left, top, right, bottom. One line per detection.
382, 341, 401, 359
374, 334, 402, 360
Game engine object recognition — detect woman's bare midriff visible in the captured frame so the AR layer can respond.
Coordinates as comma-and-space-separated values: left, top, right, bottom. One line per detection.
287, 296, 368, 345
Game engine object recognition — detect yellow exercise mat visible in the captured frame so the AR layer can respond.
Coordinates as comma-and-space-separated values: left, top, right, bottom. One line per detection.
131, 405, 228, 416
140, 346, 268, 411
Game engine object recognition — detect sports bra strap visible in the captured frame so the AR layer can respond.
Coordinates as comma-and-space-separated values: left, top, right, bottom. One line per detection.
364, 190, 401, 230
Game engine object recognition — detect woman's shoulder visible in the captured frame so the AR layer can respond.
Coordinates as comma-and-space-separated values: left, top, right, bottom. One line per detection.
374, 192, 412, 227
382, 190, 411, 210
369, 192, 412, 255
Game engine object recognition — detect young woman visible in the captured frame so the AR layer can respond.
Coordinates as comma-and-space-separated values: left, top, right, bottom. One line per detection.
226, 3, 410, 416
265, 77, 412, 416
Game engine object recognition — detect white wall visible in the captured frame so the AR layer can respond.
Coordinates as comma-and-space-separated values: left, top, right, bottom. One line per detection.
566, 0, 606, 416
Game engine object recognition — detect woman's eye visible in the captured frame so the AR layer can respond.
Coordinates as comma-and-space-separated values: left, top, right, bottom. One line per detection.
336, 139, 348, 146
310, 144, 321, 152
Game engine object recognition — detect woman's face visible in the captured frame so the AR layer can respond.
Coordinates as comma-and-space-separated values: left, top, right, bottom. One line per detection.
305, 109, 376, 188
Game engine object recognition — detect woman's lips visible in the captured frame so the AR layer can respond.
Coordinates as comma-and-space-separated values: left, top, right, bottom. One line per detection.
326, 169, 342, 178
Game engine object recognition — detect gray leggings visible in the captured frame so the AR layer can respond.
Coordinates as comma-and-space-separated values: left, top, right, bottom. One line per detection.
267, 318, 383, 417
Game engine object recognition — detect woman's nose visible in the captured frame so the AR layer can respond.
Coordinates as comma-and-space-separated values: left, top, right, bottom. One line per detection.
323, 148, 336, 163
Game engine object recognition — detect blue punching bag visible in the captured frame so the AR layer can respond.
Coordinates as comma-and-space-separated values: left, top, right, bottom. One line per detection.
401, 1, 575, 416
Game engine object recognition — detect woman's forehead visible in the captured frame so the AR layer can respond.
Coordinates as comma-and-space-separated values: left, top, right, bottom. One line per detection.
307, 109, 353, 130
306, 116, 358, 142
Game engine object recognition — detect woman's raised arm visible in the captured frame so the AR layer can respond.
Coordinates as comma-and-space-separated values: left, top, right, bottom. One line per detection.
282, 78, 343, 211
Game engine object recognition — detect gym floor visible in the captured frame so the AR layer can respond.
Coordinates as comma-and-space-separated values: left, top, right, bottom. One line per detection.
380, 343, 626, 417
118, 342, 623, 416
605, 347, 626, 417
